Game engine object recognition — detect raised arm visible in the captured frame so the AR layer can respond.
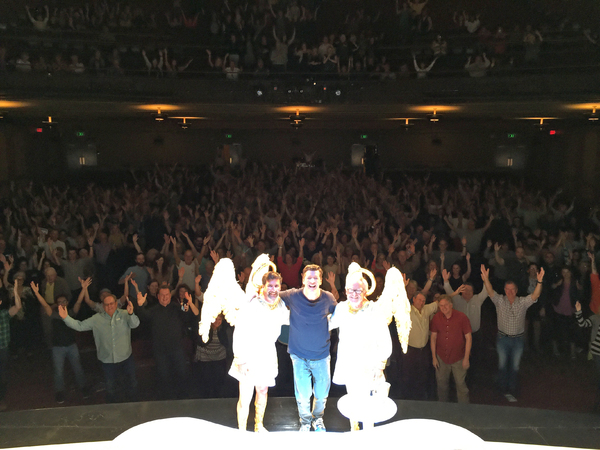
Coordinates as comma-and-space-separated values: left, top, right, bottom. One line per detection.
531, 267, 545, 302
31, 281, 52, 317
463, 252, 471, 282
480, 264, 495, 297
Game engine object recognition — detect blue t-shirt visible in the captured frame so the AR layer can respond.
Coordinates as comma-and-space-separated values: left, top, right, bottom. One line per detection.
279, 288, 337, 360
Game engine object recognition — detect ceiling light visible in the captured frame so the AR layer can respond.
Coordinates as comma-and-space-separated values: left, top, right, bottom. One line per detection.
585, 106, 599, 123
178, 118, 190, 129
152, 107, 168, 121
427, 108, 441, 123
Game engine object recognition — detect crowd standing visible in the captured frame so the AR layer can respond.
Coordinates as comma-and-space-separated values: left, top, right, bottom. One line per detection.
0, 0, 597, 80
0, 162, 600, 419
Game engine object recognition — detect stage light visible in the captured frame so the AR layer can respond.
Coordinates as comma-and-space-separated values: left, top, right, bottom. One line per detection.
402, 118, 414, 130
335, 90, 341, 96
257, 90, 263, 97
152, 107, 168, 121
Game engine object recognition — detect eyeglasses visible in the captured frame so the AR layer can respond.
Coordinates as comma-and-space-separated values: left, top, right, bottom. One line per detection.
346, 289, 364, 295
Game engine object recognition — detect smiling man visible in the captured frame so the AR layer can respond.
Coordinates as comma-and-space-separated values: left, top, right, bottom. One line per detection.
279, 264, 337, 432
59, 293, 139, 403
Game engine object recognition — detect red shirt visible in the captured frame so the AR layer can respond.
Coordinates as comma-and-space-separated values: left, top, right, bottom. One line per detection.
277, 256, 303, 288
430, 309, 472, 364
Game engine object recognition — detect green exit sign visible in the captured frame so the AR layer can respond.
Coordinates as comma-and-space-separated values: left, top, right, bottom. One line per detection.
76, 131, 85, 137
360, 134, 368, 139
225, 133, 233, 139
507, 133, 516, 138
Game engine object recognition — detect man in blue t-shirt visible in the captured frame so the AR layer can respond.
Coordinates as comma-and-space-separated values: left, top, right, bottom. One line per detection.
279, 265, 337, 432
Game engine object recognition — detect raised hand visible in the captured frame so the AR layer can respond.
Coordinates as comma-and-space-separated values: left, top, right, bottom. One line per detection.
326, 271, 336, 287
58, 304, 68, 319
494, 242, 501, 252
537, 267, 545, 283
441, 269, 450, 282
126, 299, 134, 315
575, 301, 581, 312
210, 250, 219, 264
195, 274, 202, 286
79, 276, 92, 290
480, 264, 489, 280
178, 266, 186, 280
137, 292, 147, 307
382, 260, 391, 271
30, 281, 39, 294
429, 267, 437, 280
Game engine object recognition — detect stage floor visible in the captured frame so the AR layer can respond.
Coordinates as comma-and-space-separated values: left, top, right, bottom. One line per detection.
0, 397, 598, 449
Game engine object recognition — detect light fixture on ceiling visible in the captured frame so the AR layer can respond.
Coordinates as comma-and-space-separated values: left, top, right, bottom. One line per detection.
427, 108, 441, 123
585, 106, 599, 123
152, 107, 168, 121
178, 118, 191, 129
402, 118, 414, 130
42, 115, 57, 128
290, 109, 306, 129
534, 118, 548, 131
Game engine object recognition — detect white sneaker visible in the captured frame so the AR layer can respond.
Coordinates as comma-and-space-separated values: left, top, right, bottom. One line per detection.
504, 393, 517, 402
312, 418, 326, 432
299, 423, 311, 432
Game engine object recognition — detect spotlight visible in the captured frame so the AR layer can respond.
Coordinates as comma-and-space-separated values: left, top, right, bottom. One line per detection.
152, 107, 168, 121
178, 118, 191, 129
585, 106, 599, 123
427, 109, 441, 123
256, 90, 263, 97
335, 90, 341, 96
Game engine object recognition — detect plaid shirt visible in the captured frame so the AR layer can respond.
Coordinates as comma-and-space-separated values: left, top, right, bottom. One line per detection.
0, 309, 10, 349
491, 293, 536, 336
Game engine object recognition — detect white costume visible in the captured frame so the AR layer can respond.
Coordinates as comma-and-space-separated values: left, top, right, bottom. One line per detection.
199, 255, 289, 387
228, 294, 289, 386
330, 264, 412, 390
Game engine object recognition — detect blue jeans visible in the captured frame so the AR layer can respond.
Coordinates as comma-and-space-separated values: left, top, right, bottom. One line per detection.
52, 344, 86, 393
290, 354, 331, 426
101, 355, 137, 403
496, 334, 524, 395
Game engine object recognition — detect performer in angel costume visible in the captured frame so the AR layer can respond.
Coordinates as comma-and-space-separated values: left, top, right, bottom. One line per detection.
199, 255, 289, 432
329, 263, 412, 431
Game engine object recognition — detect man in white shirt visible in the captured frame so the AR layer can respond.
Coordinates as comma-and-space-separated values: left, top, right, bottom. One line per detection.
401, 291, 437, 400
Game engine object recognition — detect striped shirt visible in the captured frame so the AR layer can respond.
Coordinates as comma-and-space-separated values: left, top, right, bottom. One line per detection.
575, 310, 600, 356
491, 293, 536, 336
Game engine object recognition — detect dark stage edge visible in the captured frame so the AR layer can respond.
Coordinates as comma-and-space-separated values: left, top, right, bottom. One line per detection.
1, 398, 599, 449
